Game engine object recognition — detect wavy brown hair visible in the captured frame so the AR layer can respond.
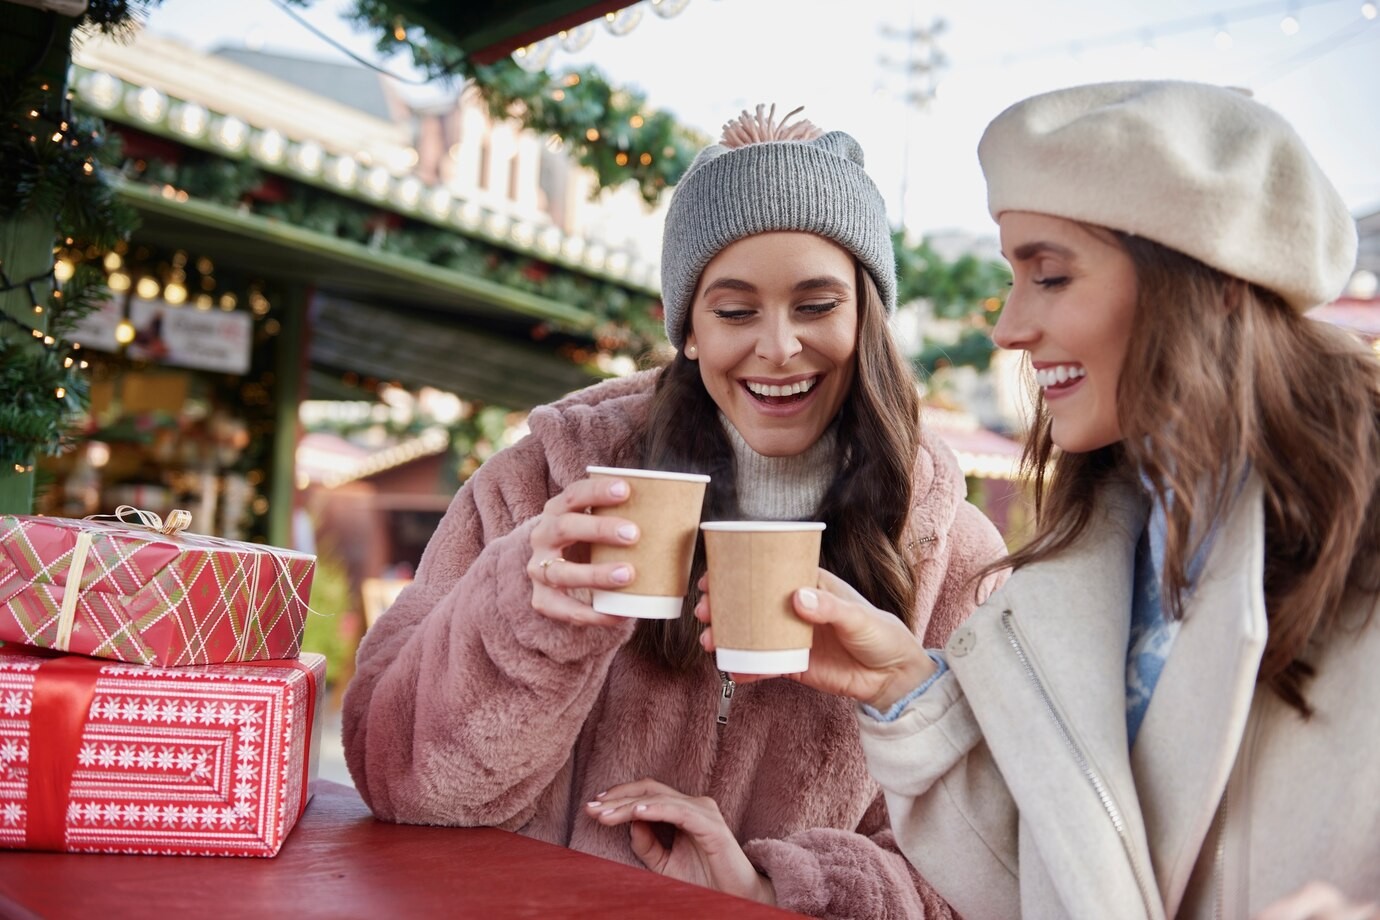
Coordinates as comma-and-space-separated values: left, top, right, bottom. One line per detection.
626, 263, 922, 671
1001, 231, 1380, 713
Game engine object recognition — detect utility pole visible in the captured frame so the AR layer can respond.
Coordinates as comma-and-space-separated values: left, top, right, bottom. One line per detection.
878, 13, 946, 228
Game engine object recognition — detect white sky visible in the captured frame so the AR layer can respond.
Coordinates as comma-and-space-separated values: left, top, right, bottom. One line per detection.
144, 0, 1380, 239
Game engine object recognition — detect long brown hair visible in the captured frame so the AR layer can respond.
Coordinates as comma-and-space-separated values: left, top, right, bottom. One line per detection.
1002, 231, 1380, 713
628, 263, 922, 670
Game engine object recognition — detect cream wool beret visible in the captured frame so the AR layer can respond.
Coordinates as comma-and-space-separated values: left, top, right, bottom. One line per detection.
978, 80, 1358, 311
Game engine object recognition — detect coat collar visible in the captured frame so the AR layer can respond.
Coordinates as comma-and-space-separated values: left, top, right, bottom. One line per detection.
948, 474, 1267, 919
1129, 474, 1267, 916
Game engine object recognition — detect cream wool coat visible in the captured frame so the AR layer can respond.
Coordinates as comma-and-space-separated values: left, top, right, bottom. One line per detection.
860, 475, 1380, 920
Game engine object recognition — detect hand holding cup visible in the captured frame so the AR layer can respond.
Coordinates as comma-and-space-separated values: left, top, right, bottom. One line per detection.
527, 473, 644, 628
586, 467, 709, 619
697, 568, 937, 710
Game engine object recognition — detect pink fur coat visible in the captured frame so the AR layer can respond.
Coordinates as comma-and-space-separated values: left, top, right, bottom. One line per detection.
342, 370, 1005, 919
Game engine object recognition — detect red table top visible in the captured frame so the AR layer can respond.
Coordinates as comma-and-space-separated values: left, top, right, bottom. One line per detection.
0, 781, 805, 919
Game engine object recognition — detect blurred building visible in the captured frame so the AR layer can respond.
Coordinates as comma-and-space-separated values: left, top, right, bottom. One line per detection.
40, 30, 663, 549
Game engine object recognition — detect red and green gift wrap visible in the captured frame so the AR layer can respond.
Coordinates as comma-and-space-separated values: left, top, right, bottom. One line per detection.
0, 648, 325, 856
0, 514, 315, 666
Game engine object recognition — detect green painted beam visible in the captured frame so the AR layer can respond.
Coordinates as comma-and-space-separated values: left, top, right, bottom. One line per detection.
266, 283, 306, 551
386, 1, 625, 59
116, 181, 597, 329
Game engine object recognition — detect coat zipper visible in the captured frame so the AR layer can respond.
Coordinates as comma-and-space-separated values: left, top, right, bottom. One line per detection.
717, 672, 735, 727
1212, 790, 1228, 920
1000, 609, 1158, 919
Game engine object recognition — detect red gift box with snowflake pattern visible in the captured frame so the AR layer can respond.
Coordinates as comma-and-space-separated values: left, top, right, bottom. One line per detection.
0, 513, 314, 666
0, 647, 324, 856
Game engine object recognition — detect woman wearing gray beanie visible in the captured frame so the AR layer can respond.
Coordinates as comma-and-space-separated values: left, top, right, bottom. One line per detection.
706, 82, 1380, 918
343, 105, 1004, 917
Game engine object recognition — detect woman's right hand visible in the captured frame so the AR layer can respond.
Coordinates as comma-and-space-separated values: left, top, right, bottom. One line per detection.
527, 475, 641, 627
696, 568, 938, 711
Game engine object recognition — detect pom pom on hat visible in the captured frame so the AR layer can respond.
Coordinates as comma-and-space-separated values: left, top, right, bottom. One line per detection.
978, 80, 1358, 312
658, 106, 895, 349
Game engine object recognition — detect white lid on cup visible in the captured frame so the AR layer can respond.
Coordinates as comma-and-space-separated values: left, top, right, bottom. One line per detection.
587, 466, 710, 483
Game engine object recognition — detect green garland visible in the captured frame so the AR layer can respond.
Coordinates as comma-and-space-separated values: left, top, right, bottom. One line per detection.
0, 69, 137, 469
129, 144, 667, 358
327, 0, 707, 205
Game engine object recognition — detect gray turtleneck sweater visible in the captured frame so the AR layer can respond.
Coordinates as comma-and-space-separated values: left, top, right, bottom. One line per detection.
720, 413, 837, 521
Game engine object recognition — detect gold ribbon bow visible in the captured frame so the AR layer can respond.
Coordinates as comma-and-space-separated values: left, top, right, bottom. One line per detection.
86, 505, 194, 537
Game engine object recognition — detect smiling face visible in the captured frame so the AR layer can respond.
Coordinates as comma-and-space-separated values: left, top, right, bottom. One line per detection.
993, 211, 1139, 454
685, 232, 859, 457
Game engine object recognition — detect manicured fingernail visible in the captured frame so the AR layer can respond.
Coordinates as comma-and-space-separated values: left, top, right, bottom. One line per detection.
611, 565, 632, 585
634, 804, 648, 813
586, 801, 602, 808
601, 808, 616, 816
616, 524, 638, 542
610, 480, 629, 498
594, 791, 607, 799
797, 588, 818, 610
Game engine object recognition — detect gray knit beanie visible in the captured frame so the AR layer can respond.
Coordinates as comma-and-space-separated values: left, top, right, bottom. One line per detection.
659, 130, 895, 349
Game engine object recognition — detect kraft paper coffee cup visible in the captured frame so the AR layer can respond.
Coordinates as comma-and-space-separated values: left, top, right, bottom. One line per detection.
701, 521, 826, 674
587, 466, 710, 619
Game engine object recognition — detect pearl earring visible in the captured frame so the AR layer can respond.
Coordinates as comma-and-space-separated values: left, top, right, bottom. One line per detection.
685, 344, 698, 359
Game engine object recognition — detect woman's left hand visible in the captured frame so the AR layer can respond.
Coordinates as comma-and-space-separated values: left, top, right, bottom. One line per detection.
584, 778, 775, 905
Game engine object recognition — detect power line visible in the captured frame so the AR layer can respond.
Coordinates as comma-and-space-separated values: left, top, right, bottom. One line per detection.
1252, 15, 1380, 82
974, 0, 1352, 66
267, 0, 432, 86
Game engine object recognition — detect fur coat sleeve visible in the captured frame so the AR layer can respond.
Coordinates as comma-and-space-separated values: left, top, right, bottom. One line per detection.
340, 375, 648, 826
341, 371, 1009, 919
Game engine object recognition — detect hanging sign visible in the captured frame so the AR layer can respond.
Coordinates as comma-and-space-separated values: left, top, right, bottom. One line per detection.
126, 298, 253, 374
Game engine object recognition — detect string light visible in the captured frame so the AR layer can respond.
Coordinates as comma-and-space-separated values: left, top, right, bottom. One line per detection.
1364, 1, 1378, 18
1281, 1, 1301, 34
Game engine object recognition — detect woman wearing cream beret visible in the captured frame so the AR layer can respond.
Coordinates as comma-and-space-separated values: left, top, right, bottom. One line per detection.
700, 81, 1380, 919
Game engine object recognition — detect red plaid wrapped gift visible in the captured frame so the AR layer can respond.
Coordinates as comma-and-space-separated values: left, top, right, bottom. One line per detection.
0, 509, 314, 666
0, 647, 325, 856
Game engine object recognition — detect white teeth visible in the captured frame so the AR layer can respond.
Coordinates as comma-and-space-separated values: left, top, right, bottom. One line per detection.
746, 377, 818, 397
1035, 365, 1086, 388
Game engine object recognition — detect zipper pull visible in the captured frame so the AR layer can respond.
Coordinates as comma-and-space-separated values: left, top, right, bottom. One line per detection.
717, 672, 735, 726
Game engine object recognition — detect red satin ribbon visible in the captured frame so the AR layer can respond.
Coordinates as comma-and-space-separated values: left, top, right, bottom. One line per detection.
4, 646, 319, 851
27, 656, 100, 851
